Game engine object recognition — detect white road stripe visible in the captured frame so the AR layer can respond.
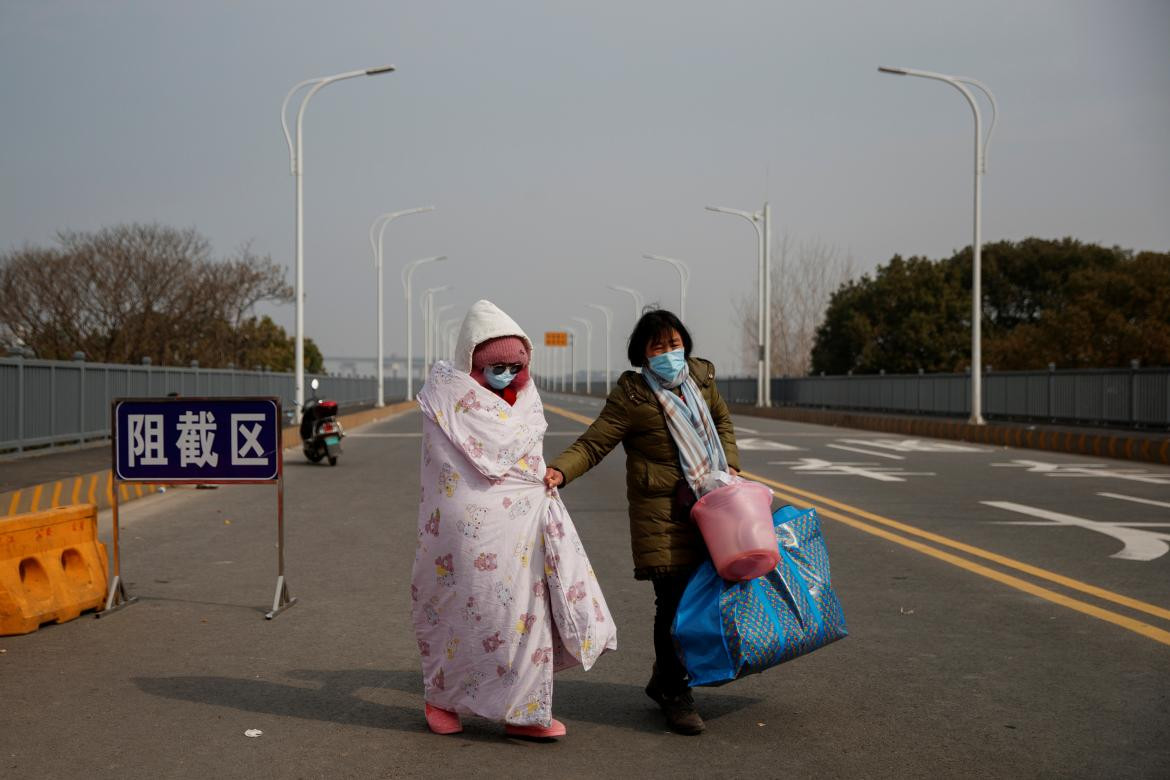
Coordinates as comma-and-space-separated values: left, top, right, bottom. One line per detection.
348, 433, 422, 438
982, 500, 1170, 561
351, 431, 583, 438
827, 443, 905, 460
1098, 492, 1170, 510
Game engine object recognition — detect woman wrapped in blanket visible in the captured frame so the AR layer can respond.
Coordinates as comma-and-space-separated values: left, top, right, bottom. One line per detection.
544, 309, 740, 735
412, 299, 616, 740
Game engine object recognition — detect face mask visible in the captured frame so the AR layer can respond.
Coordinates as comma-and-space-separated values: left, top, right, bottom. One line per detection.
648, 348, 686, 384
486, 367, 518, 390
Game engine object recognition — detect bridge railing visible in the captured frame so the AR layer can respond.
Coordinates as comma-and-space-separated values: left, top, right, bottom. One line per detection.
534, 366, 1169, 430
752, 367, 1168, 429
0, 357, 406, 455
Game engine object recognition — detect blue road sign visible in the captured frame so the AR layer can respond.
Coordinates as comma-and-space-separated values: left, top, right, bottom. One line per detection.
114, 398, 281, 482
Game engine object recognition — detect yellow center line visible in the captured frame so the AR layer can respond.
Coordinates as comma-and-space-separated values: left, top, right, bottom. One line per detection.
543, 403, 595, 427
741, 471, 1170, 624
775, 490, 1170, 647
541, 402, 1170, 647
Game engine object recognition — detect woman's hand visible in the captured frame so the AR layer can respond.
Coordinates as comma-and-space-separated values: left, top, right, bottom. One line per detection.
543, 468, 564, 489
729, 467, 739, 478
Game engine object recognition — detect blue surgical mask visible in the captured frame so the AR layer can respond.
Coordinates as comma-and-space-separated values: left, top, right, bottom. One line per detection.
486, 367, 518, 390
648, 348, 687, 384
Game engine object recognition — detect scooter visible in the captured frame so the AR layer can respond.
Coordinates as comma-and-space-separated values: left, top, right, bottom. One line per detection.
300, 378, 344, 465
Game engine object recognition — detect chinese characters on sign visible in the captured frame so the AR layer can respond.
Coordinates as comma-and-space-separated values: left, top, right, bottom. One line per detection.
116, 399, 280, 482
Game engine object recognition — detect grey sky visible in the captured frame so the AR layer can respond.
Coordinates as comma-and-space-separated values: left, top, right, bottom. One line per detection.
2, 1, 1167, 377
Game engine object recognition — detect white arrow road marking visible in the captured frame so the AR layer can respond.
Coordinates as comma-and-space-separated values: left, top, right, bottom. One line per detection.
839, 438, 985, 453
991, 460, 1170, 485
770, 458, 935, 482
827, 443, 905, 460
1098, 492, 1170, 510
982, 500, 1170, 561
348, 433, 423, 438
737, 437, 802, 451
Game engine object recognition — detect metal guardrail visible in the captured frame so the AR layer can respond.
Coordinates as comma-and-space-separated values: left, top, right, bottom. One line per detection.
0, 357, 408, 454
712, 367, 1168, 429
536, 366, 1169, 430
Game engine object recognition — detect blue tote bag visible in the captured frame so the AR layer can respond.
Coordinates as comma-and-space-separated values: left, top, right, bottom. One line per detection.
672, 504, 848, 687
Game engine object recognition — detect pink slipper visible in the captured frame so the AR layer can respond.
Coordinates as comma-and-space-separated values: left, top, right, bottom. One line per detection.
425, 703, 462, 735
505, 718, 567, 739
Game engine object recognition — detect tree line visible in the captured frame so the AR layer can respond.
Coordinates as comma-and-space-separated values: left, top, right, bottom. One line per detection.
809, 237, 1169, 374
0, 223, 324, 372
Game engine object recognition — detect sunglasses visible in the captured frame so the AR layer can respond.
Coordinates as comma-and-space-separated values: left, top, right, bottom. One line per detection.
488, 363, 524, 376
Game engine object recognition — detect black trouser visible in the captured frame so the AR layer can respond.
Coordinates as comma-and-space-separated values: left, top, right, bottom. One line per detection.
651, 571, 695, 695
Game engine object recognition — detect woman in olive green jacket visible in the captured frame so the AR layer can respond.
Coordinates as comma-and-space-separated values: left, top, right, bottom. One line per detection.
544, 309, 739, 735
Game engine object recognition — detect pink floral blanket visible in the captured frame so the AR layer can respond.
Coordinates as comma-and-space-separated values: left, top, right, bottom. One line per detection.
411, 361, 617, 726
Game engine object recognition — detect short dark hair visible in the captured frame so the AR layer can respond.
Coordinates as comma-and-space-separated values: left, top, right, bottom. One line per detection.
626, 309, 692, 367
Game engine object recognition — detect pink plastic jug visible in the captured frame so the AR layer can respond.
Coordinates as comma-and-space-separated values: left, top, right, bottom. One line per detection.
691, 481, 780, 581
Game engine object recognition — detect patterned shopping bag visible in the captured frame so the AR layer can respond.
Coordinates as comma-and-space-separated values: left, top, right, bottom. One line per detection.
672, 504, 848, 686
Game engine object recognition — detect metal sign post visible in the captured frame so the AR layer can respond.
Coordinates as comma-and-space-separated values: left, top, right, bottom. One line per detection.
106, 396, 296, 620
101, 411, 137, 615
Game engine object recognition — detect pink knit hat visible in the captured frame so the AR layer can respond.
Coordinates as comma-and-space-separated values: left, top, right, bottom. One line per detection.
470, 336, 530, 390
472, 336, 529, 369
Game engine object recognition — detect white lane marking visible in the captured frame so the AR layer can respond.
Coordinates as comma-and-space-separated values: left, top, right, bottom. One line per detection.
1098, 492, 1170, 510
770, 458, 935, 482
839, 438, 985, 453
982, 501, 1170, 562
351, 431, 582, 438
737, 437, 802, 451
349, 433, 422, 438
991, 460, 1170, 485
827, 443, 905, 460
734, 426, 760, 435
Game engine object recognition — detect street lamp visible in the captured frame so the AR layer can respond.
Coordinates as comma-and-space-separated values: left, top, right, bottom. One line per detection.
401, 256, 447, 400
432, 303, 456, 370
607, 284, 644, 324
642, 254, 690, 321
586, 303, 614, 394
571, 316, 593, 395
282, 64, 395, 422
565, 327, 578, 393
878, 65, 997, 425
440, 319, 460, 362
370, 206, 435, 407
706, 203, 771, 407
419, 285, 451, 375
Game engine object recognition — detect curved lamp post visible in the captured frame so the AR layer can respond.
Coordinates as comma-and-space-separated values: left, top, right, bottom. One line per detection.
401, 256, 447, 399
432, 303, 456, 371
707, 203, 770, 407
369, 206, 435, 407
607, 284, 644, 325
878, 65, 997, 425
586, 303, 614, 394
642, 253, 691, 321
419, 285, 451, 374
564, 327, 578, 393
571, 316, 593, 395
282, 64, 395, 422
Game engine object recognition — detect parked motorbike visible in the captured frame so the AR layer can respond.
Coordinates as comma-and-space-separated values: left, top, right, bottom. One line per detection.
300, 378, 344, 465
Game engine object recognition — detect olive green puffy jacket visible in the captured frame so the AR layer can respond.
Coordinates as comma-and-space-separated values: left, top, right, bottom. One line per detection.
548, 357, 740, 580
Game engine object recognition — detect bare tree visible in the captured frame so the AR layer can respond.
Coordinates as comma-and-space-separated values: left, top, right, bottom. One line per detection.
0, 224, 292, 366
733, 234, 856, 376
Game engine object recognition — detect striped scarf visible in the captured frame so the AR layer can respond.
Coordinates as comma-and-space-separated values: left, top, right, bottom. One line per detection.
642, 362, 729, 498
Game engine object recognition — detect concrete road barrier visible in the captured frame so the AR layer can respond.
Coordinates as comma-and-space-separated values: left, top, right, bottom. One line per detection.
0, 504, 108, 635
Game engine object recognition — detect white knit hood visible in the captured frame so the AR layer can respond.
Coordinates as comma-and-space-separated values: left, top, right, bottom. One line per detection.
453, 300, 534, 373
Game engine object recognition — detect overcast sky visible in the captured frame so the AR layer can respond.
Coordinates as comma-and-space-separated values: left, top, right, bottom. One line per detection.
2, 1, 1167, 377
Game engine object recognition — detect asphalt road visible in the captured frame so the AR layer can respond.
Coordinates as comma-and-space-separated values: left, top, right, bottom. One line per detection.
2, 391, 1167, 779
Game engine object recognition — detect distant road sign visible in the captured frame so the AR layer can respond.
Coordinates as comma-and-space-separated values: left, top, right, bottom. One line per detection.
545, 331, 568, 347
115, 397, 280, 482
